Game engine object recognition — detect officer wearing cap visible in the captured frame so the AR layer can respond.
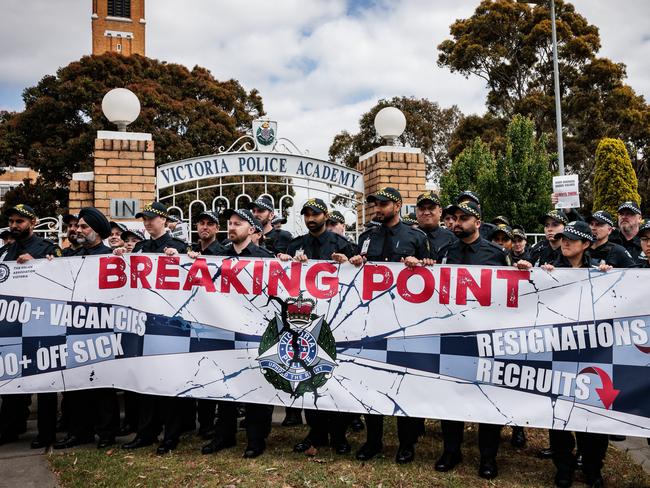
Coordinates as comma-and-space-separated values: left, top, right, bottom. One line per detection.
326, 210, 346, 236
611, 201, 645, 265
638, 221, 650, 268
441, 205, 456, 230
0, 204, 60, 447
188, 211, 225, 257
536, 221, 611, 488
108, 221, 128, 249
0, 229, 12, 246
271, 216, 287, 231
115, 202, 187, 256
277, 199, 357, 455
456, 191, 496, 240
492, 216, 510, 227
511, 227, 530, 264
249, 196, 293, 255
402, 212, 418, 228
62, 213, 82, 256
415, 191, 455, 259
349, 186, 432, 464
54, 207, 118, 450
587, 211, 634, 268
201, 208, 274, 459
526, 210, 569, 267
489, 224, 513, 252
121, 229, 145, 253
435, 200, 510, 480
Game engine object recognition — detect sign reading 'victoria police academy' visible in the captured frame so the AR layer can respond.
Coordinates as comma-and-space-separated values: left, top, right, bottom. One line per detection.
156, 153, 364, 193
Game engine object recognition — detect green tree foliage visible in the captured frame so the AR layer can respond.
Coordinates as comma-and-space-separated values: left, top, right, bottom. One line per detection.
440, 115, 552, 231
0, 53, 265, 214
437, 0, 650, 213
592, 138, 641, 216
328, 96, 462, 183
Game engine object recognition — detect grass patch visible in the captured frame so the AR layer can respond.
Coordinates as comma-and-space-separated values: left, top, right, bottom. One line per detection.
49, 419, 650, 487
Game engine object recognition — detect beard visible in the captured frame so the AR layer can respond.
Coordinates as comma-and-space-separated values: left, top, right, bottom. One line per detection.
10, 227, 31, 240
306, 220, 325, 232
77, 230, 98, 246
453, 228, 473, 239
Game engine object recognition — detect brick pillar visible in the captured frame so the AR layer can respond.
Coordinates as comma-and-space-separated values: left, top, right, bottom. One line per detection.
356, 146, 426, 227
92, 135, 156, 219
68, 172, 95, 214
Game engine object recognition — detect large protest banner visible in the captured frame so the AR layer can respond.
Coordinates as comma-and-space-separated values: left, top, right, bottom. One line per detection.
0, 255, 649, 437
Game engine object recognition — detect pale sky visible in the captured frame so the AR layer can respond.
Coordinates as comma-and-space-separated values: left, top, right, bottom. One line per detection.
1, 0, 649, 160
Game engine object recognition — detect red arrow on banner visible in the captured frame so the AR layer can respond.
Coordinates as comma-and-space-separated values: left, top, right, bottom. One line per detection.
579, 366, 620, 410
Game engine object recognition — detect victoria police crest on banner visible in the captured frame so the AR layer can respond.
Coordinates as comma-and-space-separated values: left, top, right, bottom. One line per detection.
257, 293, 337, 397
253, 119, 277, 150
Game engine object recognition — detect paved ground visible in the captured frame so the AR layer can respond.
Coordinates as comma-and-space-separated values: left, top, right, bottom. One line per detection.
1, 405, 649, 487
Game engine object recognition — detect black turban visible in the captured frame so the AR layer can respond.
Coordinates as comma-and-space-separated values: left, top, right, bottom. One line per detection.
79, 207, 111, 240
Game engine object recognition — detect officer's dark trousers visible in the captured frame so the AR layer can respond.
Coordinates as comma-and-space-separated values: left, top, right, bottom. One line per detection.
137, 394, 192, 443
550, 430, 608, 477
197, 399, 217, 432
0, 394, 30, 438
66, 390, 95, 439
123, 390, 140, 431
94, 389, 119, 440
441, 420, 501, 458
304, 410, 350, 445
215, 401, 273, 446
365, 414, 424, 447
35, 393, 58, 443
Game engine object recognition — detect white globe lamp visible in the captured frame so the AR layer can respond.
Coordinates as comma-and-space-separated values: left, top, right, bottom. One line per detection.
101, 88, 141, 132
374, 107, 406, 145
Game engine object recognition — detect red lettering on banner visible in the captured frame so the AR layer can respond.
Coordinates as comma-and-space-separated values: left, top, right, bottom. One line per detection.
456, 268, 492, 306
439, 267, 451, 304
305, 262, 339, 299
182, 258, 216, 292
98, 256, 127, 289
496, 269, 529, 308
156, 256, 180, 290
130, 255, 153, 288
252, 260, 264, 295
396, 267, 435, 303
221, 258, 251, 294
268, 261, 300, 296
362, 264, 394, 301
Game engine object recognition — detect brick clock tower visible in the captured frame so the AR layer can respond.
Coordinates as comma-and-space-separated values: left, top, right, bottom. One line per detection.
92, 0, 146, 56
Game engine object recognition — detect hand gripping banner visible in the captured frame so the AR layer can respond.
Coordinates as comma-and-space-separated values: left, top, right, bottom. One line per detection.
0, 255, 649, 437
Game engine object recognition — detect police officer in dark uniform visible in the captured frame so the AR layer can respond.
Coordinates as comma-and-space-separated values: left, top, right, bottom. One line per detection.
0, 204, 61, 447
119, 202, 191, 454
511, 227, 531, 264
54, 207, 118, 449
535, 221, 611, 488
326, 210, 347, 236
277, 199, 357, 455
527, 210, 569, 267
588, 211, 634, 268
435, 200, 510, 480
456, 191, 495, 240
201, 208, 275, 459
638, 221, 650, 268
249, 196, 293, 256
349, 187, 433, 464
62, 213, 82, 256
610, 201, 645, 265
415, 191, 456, 259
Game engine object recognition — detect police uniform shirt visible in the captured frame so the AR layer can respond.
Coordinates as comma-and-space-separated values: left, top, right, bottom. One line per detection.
191, 240, 227, 256
610, 232, 645, 265
552, 252, 592, 269
439, 236, 510, 266
479, 221, 496, 240
220, 241, 275, 258
286, 230, 358, 260
133, 233, 188, 253
264, 228, 293, 255
590, 241, 635, 268
76, 242, 113, 256
0, 234, 61, 261
421, 226, 456, 260
529, 239, 561, 267
511, 248, 531, 265
357, 221, 431, 263
62, 246, 81, 257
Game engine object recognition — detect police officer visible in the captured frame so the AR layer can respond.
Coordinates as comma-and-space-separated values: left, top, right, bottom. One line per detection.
54, 207, 118, 449
0, 204, 60, 447
435, 200, 510, 480
271, 216, 287, 231
201, 208, 275, 459
489, 224, 513, 252
511, 227, 530, 264
587, 211, 634, 268
249, 196, 293, 255
610, 201, 645, 265
120, 229, 145, 253
415, 191, 456, 259
638, 221, 650, 268
119, 202, 191, 454
455, 191, 495, 240
62, 214, 82, 256
349, 187, 432, 464
107, 221, 128, 249
442, 205, 456, 230
402, 212, 418, 228
535, 221, 611, 488
527, 210, 569, 267
277, 199, 357, 455
326, 210, 347, 236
